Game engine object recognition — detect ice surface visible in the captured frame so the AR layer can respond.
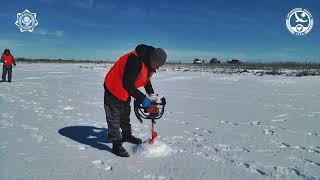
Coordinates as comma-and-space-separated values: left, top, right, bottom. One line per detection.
132, 140, 174, 158
0, 63, 319, 180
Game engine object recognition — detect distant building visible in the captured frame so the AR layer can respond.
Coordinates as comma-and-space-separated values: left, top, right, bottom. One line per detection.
227, 59, 242, 64
193, 58, 205, 64
210, 58, 220, 64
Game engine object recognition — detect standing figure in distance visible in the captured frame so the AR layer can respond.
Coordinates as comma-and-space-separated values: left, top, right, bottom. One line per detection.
1, 49, 16, 82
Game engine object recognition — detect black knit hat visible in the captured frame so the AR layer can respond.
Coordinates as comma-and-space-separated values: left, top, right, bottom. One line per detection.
150, 48, 167, 68
4, 49, 10, 53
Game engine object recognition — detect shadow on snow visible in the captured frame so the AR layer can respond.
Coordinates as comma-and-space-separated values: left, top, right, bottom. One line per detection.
58, 126, 112, 152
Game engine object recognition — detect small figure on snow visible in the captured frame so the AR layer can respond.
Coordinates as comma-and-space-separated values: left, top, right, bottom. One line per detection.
103, 44, 167, 157
1, 49, 16, 82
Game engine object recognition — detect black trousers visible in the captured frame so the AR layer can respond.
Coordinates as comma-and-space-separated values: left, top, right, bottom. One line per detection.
2, 65, 13, 82
104, 88, 132, 142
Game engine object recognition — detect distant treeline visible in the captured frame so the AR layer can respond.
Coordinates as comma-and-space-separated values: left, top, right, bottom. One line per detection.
15, 58, 114, 64
226, 62, 320, 70
165, 61, 320, 70
15, 58, 320, 70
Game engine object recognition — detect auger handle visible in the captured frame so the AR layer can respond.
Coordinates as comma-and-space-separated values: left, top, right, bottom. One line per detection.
139, 97, 166, 109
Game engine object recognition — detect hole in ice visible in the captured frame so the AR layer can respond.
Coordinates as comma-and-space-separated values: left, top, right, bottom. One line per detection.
131, 140, 174, 158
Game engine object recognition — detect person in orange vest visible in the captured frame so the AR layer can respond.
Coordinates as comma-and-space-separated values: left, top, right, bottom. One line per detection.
104, 44, 167, 157
1, 49, 16, 82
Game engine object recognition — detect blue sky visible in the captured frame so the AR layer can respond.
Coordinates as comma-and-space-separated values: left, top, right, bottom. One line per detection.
0, 0, 319, 62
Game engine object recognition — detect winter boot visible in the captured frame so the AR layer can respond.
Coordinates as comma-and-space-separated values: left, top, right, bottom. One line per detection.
122, 133, 142, 144
112, 140, 130, 157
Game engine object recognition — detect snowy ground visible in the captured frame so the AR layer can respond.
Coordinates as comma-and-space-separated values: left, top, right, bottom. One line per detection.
1, 63, 319, 180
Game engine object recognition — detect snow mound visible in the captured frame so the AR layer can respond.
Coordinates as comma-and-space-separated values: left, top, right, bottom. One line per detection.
131, 140, 174, 158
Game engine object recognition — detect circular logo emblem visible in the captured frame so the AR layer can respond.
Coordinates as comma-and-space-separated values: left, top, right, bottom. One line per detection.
15, 9, 39, 32
286, 8, 313, 36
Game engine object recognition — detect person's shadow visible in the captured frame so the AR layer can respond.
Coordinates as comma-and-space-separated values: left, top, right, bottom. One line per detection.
58, 126, 112, 152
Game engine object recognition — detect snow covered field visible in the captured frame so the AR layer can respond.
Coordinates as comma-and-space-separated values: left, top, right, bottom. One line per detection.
1, 63, 319, 180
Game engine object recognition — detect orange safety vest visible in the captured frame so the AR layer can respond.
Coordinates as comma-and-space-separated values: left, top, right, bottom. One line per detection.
104, 51, 154, 102
3, 54, 13, 65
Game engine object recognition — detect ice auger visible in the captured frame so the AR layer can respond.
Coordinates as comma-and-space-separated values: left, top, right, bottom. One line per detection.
134, 95, 166, 144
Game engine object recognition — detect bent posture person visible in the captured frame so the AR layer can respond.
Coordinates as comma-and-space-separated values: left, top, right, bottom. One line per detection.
103, 44, 167, 157
1, 49, 16, 82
